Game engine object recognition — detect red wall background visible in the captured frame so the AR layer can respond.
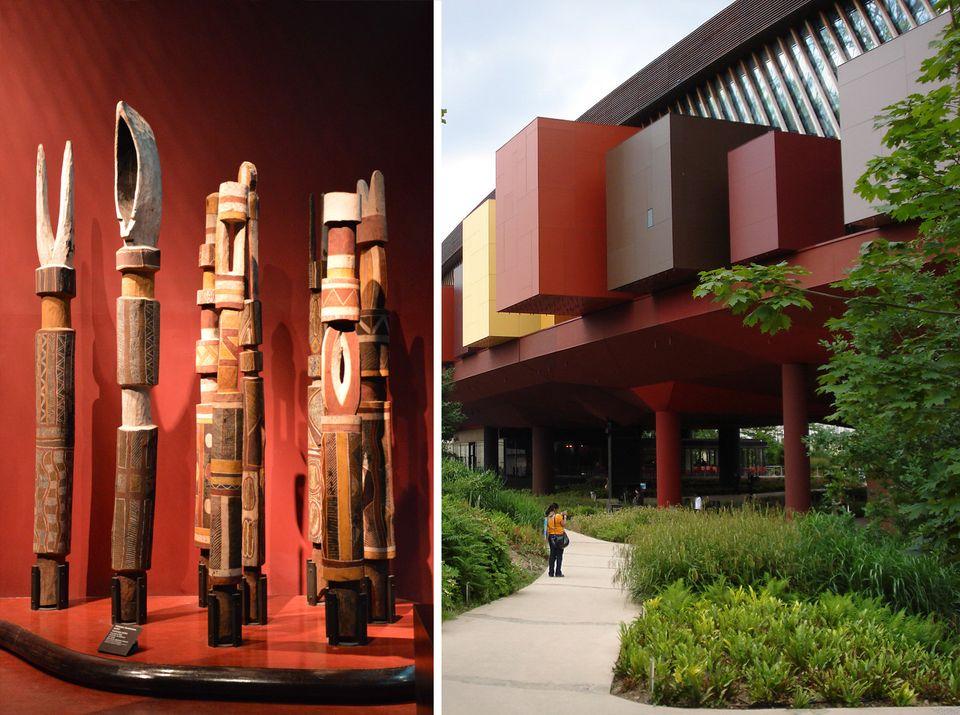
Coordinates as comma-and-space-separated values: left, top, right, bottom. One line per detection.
0, 1, 433, 602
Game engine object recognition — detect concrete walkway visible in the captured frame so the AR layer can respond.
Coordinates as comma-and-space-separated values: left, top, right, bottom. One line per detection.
442, 530, 959, 715
442, 529, 643, 714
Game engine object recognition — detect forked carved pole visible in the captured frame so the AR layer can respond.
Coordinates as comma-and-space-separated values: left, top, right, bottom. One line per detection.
110, 101, 161, 625
205, 163, 264, 646
318, 191, 367, 645
32, 142, 76, 611
357, 171, 396, 623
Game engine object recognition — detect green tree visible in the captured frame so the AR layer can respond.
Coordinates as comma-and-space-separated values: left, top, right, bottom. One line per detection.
442, 366, 466, 441
743, 426, 784, 466
694, 4, 960, 558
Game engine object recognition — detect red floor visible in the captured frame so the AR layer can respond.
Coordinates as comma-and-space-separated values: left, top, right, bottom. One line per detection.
0, 595, 418, 711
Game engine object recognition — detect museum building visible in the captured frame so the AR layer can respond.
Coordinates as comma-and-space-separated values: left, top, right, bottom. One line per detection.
441, 0, 946, 510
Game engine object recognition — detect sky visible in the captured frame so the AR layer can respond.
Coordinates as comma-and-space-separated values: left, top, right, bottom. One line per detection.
439, 0, 734, 244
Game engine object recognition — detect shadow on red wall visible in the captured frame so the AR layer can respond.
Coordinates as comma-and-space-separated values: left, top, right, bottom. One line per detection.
0, 1, 433, 602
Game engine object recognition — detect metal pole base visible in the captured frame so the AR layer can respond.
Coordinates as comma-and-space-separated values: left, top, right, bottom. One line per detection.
30, 560, 69, 611
325, 582, 368, 646
111, 573, 147, 625
207, 586, 243, 647
241, 571, 268, 625
365, 565, 397, 624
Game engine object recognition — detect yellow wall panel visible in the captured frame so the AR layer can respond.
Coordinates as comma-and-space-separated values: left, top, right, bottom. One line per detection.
462, 200, 550, 348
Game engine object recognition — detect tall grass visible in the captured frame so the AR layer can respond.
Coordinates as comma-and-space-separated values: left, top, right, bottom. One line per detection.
794, 511, 960, 618
617, 505, 960, 619
573, 508, 655, 542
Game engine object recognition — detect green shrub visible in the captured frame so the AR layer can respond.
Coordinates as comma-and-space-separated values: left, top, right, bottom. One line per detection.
616, 581, 960, 707
441, 495, 519, 618
574, 507, 655, 542
441, 457, 503, 506
617, 505, 960, 619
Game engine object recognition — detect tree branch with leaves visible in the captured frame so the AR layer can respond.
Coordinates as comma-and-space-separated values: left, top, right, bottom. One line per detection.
695, 2, 960, 558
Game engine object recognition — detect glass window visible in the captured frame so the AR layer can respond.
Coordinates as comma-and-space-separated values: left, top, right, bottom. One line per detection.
748, 56, 786, 130
694, 89, 710, 118
880, 0, 913, 32
903, 0, 932, 23
702, 85, 722, 119
714, 77, 739, 121
646, 208, 654, 228
863, 0, 896, 40
771, 46, 815, 133
828, 6, 862, 57
686, 95, 699, 117
843, 1, 879, 49
726, 72, 753, 123
788, 37, 837, 136
736, 67, 767, 124
802, 30, 841, 115
811, 16, 846, 68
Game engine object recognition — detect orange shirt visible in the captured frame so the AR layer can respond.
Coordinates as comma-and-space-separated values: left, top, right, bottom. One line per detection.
546, 512, 566, 536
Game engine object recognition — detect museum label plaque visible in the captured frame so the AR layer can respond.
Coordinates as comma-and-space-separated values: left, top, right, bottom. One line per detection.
97, 623, 142, 656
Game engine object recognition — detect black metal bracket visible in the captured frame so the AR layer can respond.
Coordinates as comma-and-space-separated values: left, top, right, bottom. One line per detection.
30, 566, 40, 611
306, 559, 318, 606
207, 588, 243, 648
198, 561, 208, 608
111, 573, 147, 625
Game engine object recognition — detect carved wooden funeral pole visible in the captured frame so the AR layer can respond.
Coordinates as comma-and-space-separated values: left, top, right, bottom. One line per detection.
357, 171, 396, 623
204, 162, 265, 646
111, 101, 161, 625
318, 191, 368, 645
238, 164, 266, 626
32, 142, 75, 611
194, 193, 218, 607
306, 193, 327, 606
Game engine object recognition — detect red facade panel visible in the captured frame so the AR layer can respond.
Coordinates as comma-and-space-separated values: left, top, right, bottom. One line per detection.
495, 118, 638, 315
729, 131, 843, 263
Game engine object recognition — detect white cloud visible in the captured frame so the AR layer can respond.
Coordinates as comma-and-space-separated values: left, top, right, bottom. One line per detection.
440, 0, 734, 244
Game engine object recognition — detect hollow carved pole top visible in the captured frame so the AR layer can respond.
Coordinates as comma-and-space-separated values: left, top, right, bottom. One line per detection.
114, 101, 161, 247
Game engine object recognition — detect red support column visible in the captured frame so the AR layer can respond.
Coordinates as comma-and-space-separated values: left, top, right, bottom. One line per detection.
655, 411, 681, 507
782, 363, 811, 513
531, 427, 553, 496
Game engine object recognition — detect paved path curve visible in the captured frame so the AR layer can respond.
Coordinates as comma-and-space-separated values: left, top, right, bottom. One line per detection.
442, 529, 642, 714
442, 530, 959, 715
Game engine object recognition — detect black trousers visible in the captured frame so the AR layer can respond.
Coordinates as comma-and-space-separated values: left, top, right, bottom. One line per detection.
548, 535, 564, 575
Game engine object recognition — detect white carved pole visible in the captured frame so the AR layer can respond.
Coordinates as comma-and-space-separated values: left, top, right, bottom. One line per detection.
110, 101, 161, 625
32, 142, 76, 611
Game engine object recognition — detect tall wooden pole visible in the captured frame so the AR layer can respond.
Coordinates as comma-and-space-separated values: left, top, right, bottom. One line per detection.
194, 193, 219, 606
204, 163, 264, 645
32, 142, 75, 611
319, 191, 367, 645
239, 164, 266, 625
306, 194, 328, 605
110, 101, 162, 625
357, 171, 396, 623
